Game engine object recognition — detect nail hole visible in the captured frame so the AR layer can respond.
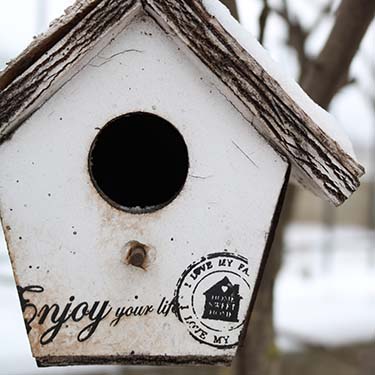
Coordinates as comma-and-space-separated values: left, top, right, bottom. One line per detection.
127, 246, 147, 268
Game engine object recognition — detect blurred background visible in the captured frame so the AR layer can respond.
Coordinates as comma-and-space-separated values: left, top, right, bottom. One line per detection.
0, 1, 374, 374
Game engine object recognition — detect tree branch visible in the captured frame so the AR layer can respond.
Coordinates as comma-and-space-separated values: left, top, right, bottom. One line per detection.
220, 0, 239, 20
301, 0, 375, 108
259, 0, 270, 45
274, 0, 310, 81
237, 1, 375, 374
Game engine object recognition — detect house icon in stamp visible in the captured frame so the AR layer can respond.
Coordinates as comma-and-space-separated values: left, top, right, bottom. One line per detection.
202, 276, 243, 323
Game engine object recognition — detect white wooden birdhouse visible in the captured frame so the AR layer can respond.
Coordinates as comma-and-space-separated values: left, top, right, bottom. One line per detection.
0, 0, 364, 368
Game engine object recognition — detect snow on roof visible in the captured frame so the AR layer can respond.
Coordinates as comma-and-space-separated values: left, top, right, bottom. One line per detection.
203, 0, 355, 158
0, 0, 365, 205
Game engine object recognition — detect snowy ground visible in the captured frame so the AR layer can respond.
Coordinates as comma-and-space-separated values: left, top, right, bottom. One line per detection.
1, 224, 374, 373
276, 224, 375, 351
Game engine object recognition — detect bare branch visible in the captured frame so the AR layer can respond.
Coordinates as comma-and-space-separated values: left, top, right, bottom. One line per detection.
220, 0, 239, 21
274, 1, 310, 80
301, 0, 375, 108
259, 0, 270, 45
238, 2, 375, 374
307, 0, 335, 34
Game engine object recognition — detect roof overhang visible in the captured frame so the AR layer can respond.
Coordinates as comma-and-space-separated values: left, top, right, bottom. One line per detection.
0, 0, 365, 205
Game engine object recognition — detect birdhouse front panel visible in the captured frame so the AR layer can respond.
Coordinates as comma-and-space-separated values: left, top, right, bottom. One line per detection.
0, 12, 289, 365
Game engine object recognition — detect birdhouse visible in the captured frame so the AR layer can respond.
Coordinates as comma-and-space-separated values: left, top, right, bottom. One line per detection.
0, 0, 364, 368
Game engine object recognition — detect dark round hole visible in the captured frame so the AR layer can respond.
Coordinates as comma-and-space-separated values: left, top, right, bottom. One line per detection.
89, 112, 189, 213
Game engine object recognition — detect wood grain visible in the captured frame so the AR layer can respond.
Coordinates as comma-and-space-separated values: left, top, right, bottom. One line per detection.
143, 0, 364, 205
0, 0, 364, 205
0, 0, 140, 143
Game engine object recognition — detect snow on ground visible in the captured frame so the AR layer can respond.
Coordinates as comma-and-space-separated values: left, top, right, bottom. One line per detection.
276, 224, 375, 350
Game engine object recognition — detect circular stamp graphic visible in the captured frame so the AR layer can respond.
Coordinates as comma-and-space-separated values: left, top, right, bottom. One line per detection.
175, 252, 251, 349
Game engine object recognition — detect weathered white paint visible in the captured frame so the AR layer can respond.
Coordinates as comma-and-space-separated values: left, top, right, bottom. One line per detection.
0, 0, 363, 206
0, 14, 288, 364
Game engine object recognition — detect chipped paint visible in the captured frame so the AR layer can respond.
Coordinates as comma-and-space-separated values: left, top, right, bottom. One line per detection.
0, 14, 289, 366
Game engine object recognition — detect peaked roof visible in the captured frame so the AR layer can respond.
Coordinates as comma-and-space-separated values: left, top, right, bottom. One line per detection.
204, 276, 240, 297
0, 0, 364, 205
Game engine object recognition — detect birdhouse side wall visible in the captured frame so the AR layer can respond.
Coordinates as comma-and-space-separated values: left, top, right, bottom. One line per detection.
0, 14, 289, 365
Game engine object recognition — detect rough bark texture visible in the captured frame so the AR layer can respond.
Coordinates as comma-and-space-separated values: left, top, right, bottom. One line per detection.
301, 0, 375, 109
145, 0, 363, 205
0, 0, 364, 206
0, 0, 103, 91
236, 1, 374, 374
0, 0, 140, 143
